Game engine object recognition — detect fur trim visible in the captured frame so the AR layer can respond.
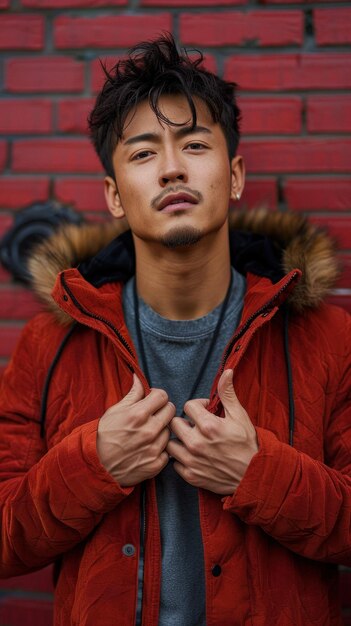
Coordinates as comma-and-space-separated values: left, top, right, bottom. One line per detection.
229, 209, 340, 313
28, 219, 128, 324
29, 209, 340, 323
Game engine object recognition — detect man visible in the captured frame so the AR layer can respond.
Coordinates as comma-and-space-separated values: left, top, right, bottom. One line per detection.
0, 34, 350, 626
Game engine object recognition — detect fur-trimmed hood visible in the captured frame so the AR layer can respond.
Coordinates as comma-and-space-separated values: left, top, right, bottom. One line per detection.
28, 208, 340, 325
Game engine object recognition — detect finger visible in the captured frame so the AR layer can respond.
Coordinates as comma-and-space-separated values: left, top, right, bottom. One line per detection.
153, 402, 176, 430
217, 369, 241, 416
154, 451, 169, 475
138, 387, 170, 415
119, 374, 145, 406
166, 439, 190, 464
183, 398, 212, 427
172, 460, 195, 486
154, 426, 171, 452
170, 416, 193, 442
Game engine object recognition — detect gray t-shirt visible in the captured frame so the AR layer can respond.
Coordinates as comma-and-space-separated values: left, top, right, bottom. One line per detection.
122, 268, 245, 626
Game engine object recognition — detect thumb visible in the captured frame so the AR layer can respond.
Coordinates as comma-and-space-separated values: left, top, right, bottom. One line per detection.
217, 369, 240, 415
122, 373, 145, 405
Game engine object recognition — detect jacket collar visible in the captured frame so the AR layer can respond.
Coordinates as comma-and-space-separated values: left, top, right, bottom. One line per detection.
28, 208, 340, 326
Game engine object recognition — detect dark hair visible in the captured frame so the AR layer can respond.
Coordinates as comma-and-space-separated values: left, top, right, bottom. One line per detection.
88, 33, 241, 178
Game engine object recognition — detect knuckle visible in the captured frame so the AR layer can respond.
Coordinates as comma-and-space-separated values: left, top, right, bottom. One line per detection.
183, 400, 193, 415
151, 388, 168, 404
186, 437, 198, 455
162, 428, 171, 445
167, 401, 176, 416
183, 467, 197, 485
143, 424, 156, 443
132, 405, 144, 421
149, 440, 161, 458
155, 453, 168, 473
200, 419, 217, 438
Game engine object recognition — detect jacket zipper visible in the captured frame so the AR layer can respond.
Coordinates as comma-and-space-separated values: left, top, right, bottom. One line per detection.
135, 484, 146, 626
61, 274, 136, 368
218, 271, 299, 376
61, 273, 148, 625
61, 269, 297, 623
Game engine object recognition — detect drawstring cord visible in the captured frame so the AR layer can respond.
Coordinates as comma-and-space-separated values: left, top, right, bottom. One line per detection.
39, 306, 296, 446
39, 323, 77, 437
283, 304, 295, 446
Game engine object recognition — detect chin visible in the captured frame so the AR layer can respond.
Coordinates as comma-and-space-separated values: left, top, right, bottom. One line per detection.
159, 226, 203, 249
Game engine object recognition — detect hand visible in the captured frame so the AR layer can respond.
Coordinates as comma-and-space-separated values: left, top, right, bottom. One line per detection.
166, 369, 258, 494
97, 374, 175, 487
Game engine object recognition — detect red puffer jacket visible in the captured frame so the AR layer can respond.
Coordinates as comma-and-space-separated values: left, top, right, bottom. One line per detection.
0, 210, 351, 626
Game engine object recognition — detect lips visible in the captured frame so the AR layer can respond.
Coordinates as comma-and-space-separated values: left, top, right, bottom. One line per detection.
157, 192, 198, 211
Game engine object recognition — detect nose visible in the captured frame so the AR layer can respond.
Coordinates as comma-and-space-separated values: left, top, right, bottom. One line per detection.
159, 149, 188, 187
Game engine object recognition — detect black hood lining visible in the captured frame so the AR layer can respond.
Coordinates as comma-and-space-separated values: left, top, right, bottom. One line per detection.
78, 229, 285, 288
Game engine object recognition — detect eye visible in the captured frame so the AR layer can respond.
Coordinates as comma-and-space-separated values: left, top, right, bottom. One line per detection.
132, 150, 153, 160
185, 142, 206, 151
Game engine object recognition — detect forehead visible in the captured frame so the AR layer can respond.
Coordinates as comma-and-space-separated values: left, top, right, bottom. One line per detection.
121, 94, 215, 140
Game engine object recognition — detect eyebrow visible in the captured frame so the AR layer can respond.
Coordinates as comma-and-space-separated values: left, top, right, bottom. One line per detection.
123, 125, 212, 146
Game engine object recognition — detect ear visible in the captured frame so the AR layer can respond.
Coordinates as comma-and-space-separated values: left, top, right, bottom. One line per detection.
229, 155, 245, 203
104, 176, 126, 219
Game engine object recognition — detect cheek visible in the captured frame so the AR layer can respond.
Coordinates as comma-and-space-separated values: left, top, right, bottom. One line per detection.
117, 178, 145, 217
205, 156, 231, 194
209, 172, 231, 200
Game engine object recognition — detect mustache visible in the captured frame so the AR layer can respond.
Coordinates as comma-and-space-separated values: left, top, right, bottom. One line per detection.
151, 185, 202, 209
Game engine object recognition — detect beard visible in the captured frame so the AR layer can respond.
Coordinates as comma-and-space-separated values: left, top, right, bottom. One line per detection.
160, 226, 202, 249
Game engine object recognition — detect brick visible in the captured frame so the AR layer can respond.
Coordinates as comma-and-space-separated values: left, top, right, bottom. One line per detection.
0, 326, 23, 358
12, 139, 102, 173
225, 54, 351, 91
0, 215, 13, 239
192, 53, 217, 75
0, 597, 53, 626
307, 96, 351, 133
0, 15, 44, 50
5, 57, 84, 93
0, 0, 10, 7
143, 0, 245, 4
0, 289, 43, 319
55, 178, 106, 212
23, 0, 126, 5
54, 14, 172, 49
240, 97, 302, 134
259, 0, 349, 4
0, 566, 54, 593
180, 11, 303, 46
0, 178, 49, 209
284, 178, 351, 212
238, 177, 277, 209
91, 53, 216, 93
327, 295, 351, 314
311, 216, 351, 251
240, 139, 351, 173
314, 9, 351, 45
57, 98, 95, 133
0, 142, 7, 172
338, 255, 351, 290
91, 55, 123, 93
0, 100, 52, 134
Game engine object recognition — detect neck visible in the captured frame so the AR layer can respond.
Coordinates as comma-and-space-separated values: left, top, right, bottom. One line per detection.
133, 226, 231, 320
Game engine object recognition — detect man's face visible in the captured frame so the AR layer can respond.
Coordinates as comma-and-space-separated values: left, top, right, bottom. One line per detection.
104, 94, 244, 249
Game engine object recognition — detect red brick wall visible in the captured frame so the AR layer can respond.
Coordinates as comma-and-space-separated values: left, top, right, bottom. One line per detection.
0, 1, 350, 624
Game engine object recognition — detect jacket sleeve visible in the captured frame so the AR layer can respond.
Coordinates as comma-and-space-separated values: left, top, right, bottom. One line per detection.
0, 317, 133, 577
223, 307, 351, 566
